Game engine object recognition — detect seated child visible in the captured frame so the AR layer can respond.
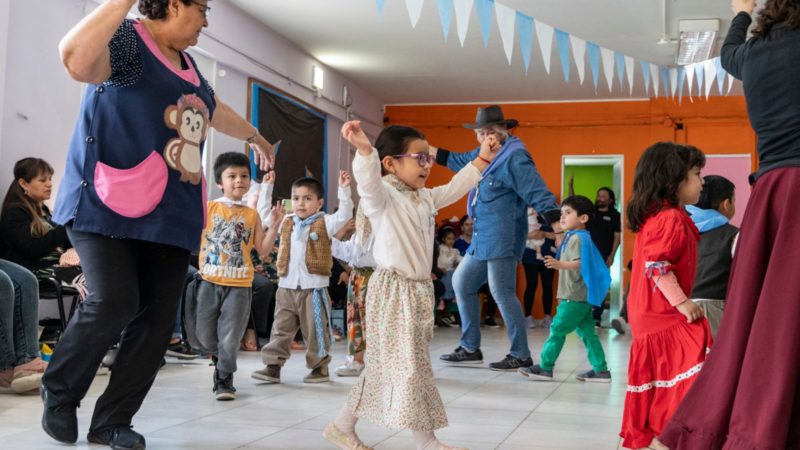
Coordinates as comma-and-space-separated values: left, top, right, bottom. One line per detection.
189, 152, 284, 401
519, 195, 612, 383
251, 172, 353, 384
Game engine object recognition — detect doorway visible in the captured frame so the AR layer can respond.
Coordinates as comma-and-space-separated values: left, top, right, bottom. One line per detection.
561, 155, 625, 325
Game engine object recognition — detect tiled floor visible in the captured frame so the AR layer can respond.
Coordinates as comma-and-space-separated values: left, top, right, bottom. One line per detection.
0, 326, 632, 449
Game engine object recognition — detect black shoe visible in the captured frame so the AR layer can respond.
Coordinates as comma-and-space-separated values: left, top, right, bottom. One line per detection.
87, 426, 146, 450
484, 316, 500, 328
165, 340, 200, 360
440, 346, 483, 364
41, 384, 79, 444
489, 354, 533, 372
213, 369, 236, 401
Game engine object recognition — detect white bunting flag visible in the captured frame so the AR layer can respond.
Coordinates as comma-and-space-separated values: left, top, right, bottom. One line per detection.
600, 47, 614, 92
405, 0, 425, 28
669, 68, 678, 99
535, 20, 555, 75
650, 63, 660, 98
685, 63, 695, 98
624, 56, 635, 95
704, 58, 717, 99
495, 3, 516, 64
570, 35, 587, 84
454, 0, 473, 47
727, 73, 735, 95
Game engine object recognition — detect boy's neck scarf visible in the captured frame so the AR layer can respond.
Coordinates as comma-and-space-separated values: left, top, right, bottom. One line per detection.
685, 205, 729, 233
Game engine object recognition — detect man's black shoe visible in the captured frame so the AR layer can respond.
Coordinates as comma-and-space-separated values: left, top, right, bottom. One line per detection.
41, 384, 78, 443
488, 354, 533, 372
88, 426, 146, 450
440, 346, 483, 364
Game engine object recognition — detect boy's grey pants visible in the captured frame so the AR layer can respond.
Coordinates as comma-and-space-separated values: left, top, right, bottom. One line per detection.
194, 281, 252, 376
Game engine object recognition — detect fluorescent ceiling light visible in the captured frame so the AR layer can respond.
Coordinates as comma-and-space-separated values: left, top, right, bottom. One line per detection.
312, 65, 324, 91
677, 19, 719, 65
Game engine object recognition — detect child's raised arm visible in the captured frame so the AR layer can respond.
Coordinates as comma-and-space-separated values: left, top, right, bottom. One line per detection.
429, 135, 500, 210
256, 204, 286, 258
342, 121, 390, 215
326, 171, 354, 236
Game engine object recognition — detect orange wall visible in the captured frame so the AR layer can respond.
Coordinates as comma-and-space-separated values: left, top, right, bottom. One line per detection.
386, 97, 756, 297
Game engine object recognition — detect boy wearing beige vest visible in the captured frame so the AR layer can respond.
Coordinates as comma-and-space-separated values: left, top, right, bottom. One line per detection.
252, 173, 353, 383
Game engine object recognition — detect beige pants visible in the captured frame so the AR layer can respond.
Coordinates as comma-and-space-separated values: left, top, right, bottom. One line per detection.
261, 287, 332, 369
694, 299, 725, 337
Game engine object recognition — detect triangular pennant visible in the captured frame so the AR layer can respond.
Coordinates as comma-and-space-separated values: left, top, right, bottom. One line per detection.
650, 63, 660, 98
516, 12, 534, 73
640, 61, 651, 96
669, 67, 678, 99
615, 52, 625, 92
727, 73, 735, 95
587, 42, 601, 93
495, 3, 516, 64
703, 58, 716, 99
694, 62, 705, 100
377, 0, 387, 15
660, 67, 670, 98
715, 57, 726, 95
436, 0, 453, 41
535, 20, 554, 75
570, 35, 587, 84
685, 63, 695, 98
475, 0, 493, 47
555, 29, 571, 82
677, 66, 686, 103
454, 0, 473, 47
600, 47, 614, 92
405, 0, 425, 28
625, 56, 635, 95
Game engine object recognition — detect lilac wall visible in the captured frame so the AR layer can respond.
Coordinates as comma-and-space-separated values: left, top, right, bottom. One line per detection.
703, 155, 752, 228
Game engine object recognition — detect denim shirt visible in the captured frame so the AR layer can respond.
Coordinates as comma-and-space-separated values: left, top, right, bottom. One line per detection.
438, 136, 560, 261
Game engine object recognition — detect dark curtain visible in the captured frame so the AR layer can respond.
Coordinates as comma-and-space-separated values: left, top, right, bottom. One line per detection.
255, 87, 326, 202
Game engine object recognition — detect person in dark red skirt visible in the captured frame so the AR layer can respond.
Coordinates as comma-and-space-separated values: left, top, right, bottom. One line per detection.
660, 1, 800, 449
620, 143, 713, 450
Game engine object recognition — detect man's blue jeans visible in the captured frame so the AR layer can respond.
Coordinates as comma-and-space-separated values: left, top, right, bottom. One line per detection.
453, 254, 530, 360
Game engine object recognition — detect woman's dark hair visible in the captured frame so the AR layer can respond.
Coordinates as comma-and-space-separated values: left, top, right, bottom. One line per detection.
213, 151, 250, 184
696, 175, 735, 211
562, 195, 595, 220
374, 125, 426, 175
753, 0, 800, 37
596, 187, 617, 209
2, 158, 55, 237
626, 142, 706, 232
139, 0, 195, 20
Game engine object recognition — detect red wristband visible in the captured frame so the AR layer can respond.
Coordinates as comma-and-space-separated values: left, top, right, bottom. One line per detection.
477, 155, 491, 164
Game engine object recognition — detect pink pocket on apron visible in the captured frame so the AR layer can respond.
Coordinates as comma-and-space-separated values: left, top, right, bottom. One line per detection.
94, 151, 168, 218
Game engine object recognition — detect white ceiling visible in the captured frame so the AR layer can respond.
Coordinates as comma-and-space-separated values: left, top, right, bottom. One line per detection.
225, 0, 742, 104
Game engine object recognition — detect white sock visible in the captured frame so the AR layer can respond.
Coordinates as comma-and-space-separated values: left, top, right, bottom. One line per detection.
413, 431, 438, 450
333, 405, 358, 435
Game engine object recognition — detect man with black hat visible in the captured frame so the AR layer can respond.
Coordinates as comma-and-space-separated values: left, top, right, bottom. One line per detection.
433, 105, 562, 371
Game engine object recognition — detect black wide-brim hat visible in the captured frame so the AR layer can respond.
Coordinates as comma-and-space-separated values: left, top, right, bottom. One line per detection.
463, 105, 518, 130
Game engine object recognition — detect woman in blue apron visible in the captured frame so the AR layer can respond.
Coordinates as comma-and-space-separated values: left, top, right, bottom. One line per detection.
41, 1, 275, 448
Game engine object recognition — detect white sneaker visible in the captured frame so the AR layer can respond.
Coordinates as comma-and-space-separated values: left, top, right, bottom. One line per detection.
525, 316, 536, 329
611, 316, 628, 335
335, 358, 365, 377
542, 316, 552, 328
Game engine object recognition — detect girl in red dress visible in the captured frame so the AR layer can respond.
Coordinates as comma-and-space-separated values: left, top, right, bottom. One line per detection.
620, 142, 713, 450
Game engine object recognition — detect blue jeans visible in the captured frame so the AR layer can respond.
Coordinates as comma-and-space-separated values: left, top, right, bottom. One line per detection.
441, 269, 456, 299
453, 254, 530, 359
0, 259, 40, 371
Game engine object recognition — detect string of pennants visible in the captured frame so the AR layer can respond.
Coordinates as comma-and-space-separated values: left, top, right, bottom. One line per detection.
377, 0, 736, 99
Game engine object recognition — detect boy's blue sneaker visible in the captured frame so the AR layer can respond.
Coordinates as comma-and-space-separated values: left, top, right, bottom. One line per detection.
518, 364, 553, 381
575, 370, 611, 383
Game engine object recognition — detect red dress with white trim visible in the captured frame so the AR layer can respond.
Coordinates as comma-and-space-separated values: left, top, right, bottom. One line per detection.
620, 207, 713, 449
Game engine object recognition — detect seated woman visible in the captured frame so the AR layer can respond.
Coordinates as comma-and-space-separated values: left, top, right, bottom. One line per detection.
0, 258, 48, 394
0, 158, 84, 294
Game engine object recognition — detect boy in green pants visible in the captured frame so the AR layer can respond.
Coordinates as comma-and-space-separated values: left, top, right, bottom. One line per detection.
519, 195, 612, 383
